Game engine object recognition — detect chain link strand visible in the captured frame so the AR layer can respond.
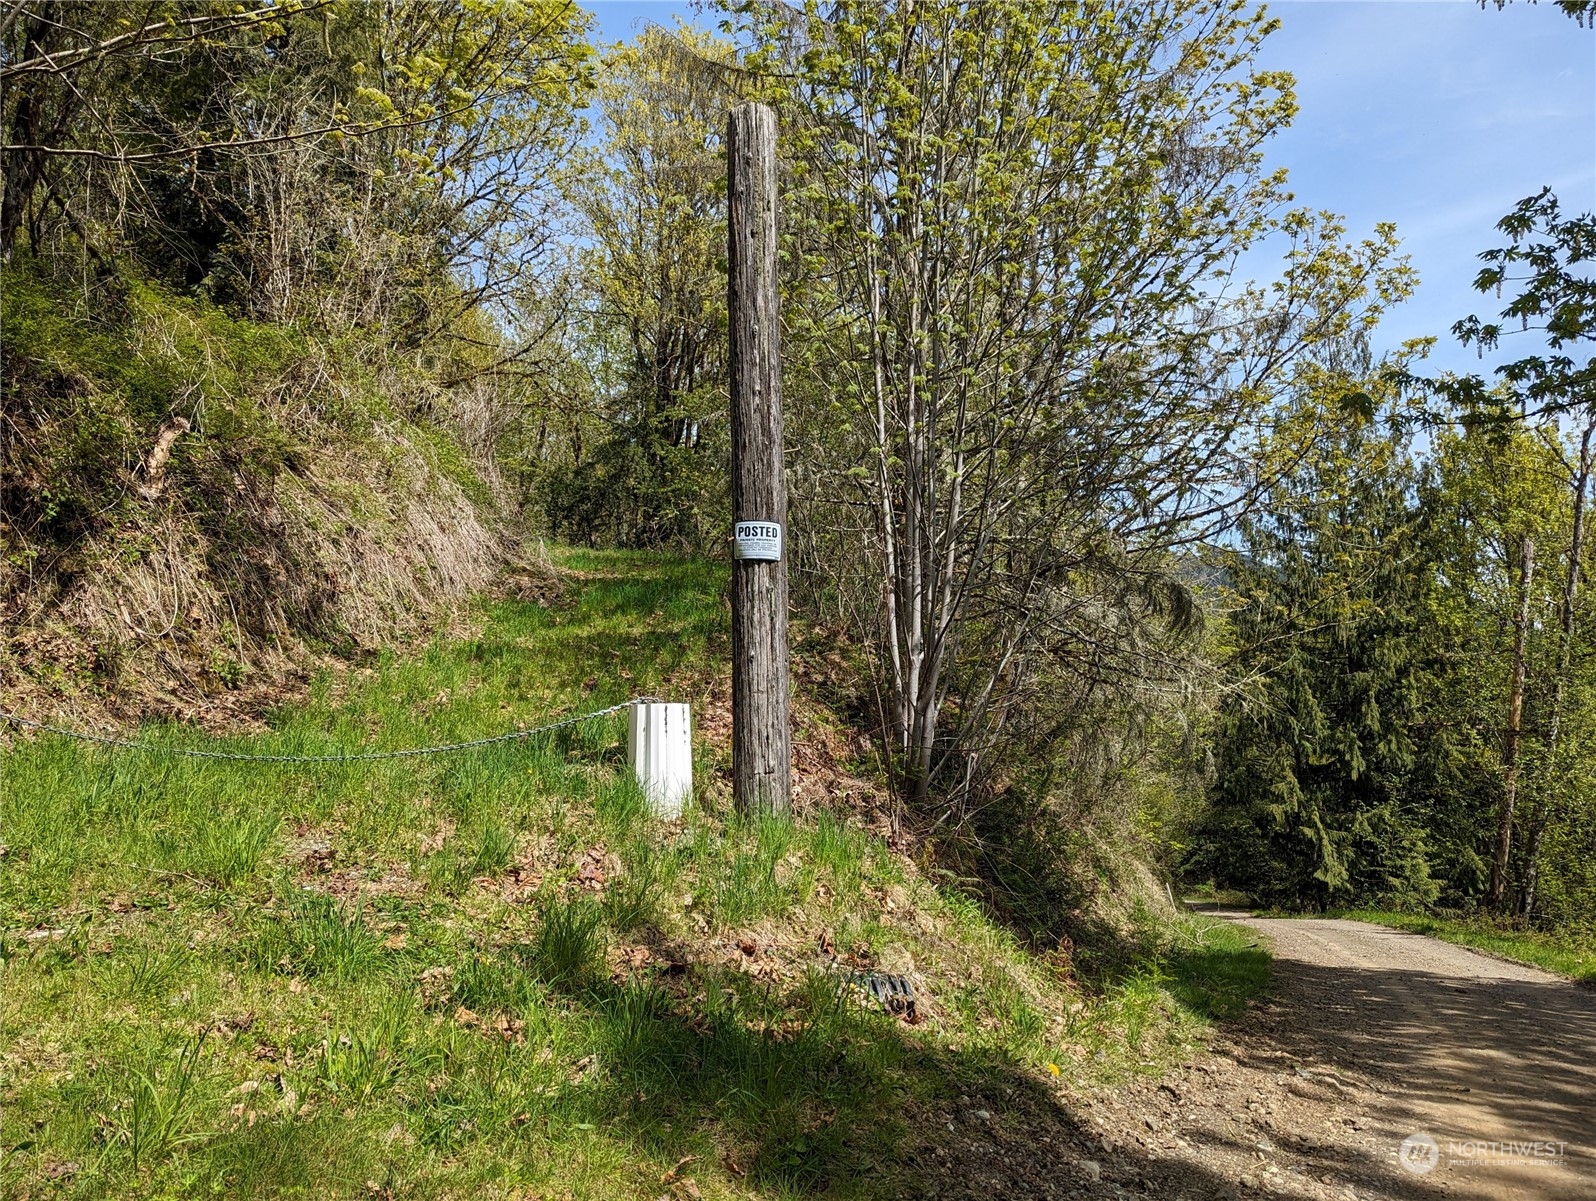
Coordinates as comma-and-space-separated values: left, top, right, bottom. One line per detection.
0, 697, 664, 763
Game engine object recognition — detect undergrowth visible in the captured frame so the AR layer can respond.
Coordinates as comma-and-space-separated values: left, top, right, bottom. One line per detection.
0, 551, 1268, 1199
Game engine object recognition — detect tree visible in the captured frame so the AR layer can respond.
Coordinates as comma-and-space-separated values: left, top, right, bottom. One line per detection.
745, 0, 1413, 814
1, 0, 595, 339
2, 1, 599, 678
1420, 421, 1580, 914
1191, 390, 1442, 910
1, 1, 332, 260
1404, 189, 1596, 914
1519, 416, 1595, 916
1480, 1, 1596, 28
1448, 189, 1596, 422
542, 26, 735, 548
1188, 385, 1593, 914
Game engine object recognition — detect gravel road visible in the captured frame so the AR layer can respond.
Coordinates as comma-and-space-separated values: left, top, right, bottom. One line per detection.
900, 912, 1596, 1193
893, 913, 1594, 1201
1216, 913, 1596, 1201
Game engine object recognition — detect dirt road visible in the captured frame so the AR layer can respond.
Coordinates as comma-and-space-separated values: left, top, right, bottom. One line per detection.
1193, 913, 1596, 1201
898, 914, 1595, 1201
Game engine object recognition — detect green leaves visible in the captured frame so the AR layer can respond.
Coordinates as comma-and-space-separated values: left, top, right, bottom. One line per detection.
751, 0, 1415, 808
538, 25, 737, 549
1338, 389, 1376, 423
1192, 385, 1441, 909
1448, 188, 1596, 417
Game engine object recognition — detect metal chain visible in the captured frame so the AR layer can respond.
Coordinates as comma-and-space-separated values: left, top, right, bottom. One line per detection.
0, 697, 664, 763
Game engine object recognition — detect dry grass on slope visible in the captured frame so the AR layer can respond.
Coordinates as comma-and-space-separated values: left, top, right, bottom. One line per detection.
2, 266, 516, 728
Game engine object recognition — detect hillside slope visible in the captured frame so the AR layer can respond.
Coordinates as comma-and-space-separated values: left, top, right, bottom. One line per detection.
2, 265, 507, 726
0, 551, 1266, 1200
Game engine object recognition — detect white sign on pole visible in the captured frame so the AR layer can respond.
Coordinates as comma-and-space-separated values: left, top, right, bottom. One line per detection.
733, 520, 783, 562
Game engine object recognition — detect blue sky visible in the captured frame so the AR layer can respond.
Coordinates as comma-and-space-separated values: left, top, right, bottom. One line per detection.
1254, 1, 1594, 375
584, 1, 1595, 377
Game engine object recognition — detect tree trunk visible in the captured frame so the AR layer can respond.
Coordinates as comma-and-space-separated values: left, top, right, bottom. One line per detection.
0, 17, 50, 261
1491, 532, 1535, 910
1520, 420, 1594, 917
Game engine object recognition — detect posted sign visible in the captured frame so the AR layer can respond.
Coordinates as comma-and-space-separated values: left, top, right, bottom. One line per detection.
733, 521, 783, 562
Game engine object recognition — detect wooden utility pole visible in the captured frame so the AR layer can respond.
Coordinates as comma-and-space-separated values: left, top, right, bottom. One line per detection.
727, 102, 791, 814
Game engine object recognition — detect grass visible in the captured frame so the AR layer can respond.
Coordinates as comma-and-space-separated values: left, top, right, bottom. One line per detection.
528, 895, 605, 986
1328, 909, 1596, 983
1160, 915, 1273, 1021
0, 549, 1270, 1199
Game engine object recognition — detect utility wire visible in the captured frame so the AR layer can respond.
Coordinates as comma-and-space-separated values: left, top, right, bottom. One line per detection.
0, 697, 662, 763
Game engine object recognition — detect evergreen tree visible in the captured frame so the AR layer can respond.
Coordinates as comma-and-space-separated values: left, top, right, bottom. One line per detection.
1191, 399, 1441, 909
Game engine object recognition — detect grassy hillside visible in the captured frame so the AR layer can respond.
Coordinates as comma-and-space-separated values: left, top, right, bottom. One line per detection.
1, 551, 1267, 1200
2, 263, 506, 723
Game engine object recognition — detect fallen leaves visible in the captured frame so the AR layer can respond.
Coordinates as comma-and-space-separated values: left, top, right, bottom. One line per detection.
209, 1010, 256, 1038
503, 864, 543, 901
575, 845, 615, 892
660, 1155, 696, 1184
417, 965, 454, 1007
488, 1012, 527, 1043
418, 821, 456, 856
614, 944, 655, 974
747, 1017, 808, 1042
445, 1001, 526, 1042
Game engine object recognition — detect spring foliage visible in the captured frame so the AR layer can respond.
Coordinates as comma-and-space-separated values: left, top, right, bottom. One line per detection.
5, 3, 1594, 936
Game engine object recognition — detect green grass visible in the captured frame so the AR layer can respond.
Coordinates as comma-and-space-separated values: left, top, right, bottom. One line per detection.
0, 550, 1271, 1199
528, 894, 605, 987
1161, 915, 1272, 1021
1330, 909, 1596, 983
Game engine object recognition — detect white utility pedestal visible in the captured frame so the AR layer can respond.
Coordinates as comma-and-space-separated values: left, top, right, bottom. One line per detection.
628, 702, 692, 818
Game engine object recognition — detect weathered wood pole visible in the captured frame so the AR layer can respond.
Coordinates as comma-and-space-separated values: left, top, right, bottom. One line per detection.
727, 102, 791, 815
